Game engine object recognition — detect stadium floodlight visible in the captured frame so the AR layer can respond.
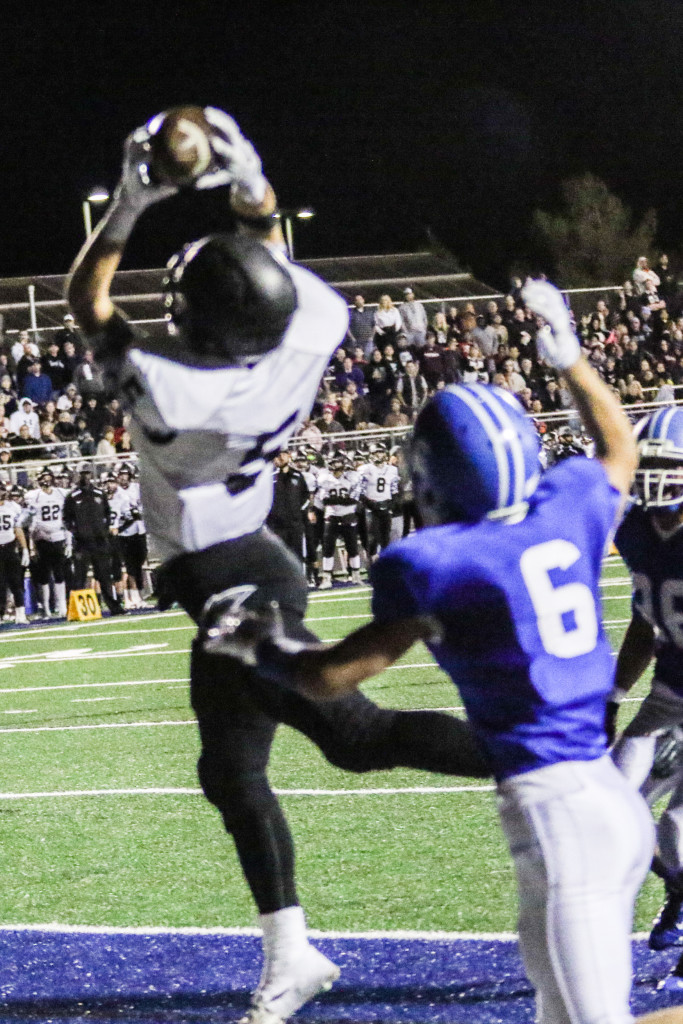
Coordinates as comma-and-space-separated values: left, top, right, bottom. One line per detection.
276, 207, 316, 259
82, 188, 111, 238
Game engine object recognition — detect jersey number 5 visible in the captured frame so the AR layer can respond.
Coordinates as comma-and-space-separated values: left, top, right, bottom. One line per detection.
520, 539, 599, 659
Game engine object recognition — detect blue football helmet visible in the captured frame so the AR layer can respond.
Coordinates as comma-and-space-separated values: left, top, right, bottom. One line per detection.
632, 407, 683, 510
410, 383, 542, 524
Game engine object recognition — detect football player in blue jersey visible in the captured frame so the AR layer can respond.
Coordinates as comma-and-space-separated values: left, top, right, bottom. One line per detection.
205, 279, 653, 1024
608, 407, 683, 977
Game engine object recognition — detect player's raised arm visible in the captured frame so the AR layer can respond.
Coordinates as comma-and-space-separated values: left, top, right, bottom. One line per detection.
521, 280, 637, 496
67, 107, 281, 335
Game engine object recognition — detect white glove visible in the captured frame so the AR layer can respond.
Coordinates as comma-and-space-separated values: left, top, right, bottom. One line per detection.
63, 533, 73, 559
20, 548, 30, 568
99, 119, 179, 245
521, 280, 580, 371
194, 107, 268, 203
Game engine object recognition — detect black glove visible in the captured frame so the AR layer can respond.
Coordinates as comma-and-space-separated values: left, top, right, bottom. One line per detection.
605, 700, 620, 746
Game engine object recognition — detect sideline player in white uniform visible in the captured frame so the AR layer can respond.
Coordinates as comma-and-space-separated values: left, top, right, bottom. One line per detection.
207, 281, 652, 1024
25, 467, 68, 617
0, 484, 29, 624
314, 455, 362, 587
115, 464, 148, 608
67, 107, 491, 1024
102, 473, 126, 606
360, 443, 399, 558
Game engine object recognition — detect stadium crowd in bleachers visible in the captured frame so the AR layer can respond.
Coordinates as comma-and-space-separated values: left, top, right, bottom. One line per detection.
298, 252, 681, 442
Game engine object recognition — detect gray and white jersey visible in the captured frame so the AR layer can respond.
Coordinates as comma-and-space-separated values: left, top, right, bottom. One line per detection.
360, 463, 399, 504
117, 481, 146, 537
25, 487, 67, 542
106, 488, 128, 532
97, 259, 348, 563
315, 470, 361, 518
0, 501, 23, 545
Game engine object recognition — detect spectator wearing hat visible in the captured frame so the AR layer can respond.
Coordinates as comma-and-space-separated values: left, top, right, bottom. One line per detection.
56, 313, 85, 355
398, 287, 428, 349
22, 361, 53, 407
347, 295, 375, 357
9, 399, 40, 440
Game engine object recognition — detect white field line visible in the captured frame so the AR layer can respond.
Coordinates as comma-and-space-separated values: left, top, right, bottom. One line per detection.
0, 784, 495, 799
0, 922, 649, 940
0, 610, 187, 642
72, 696, 134, 703
0, 648, 189, 669
307, 613, 370, 623
0, 677, 188, 695
0, 624, 193, 646
0, 921, 518, 940
0, 719, 197, 735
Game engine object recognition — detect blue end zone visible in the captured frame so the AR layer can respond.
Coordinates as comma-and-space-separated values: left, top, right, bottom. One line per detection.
0, 932, 680, 1022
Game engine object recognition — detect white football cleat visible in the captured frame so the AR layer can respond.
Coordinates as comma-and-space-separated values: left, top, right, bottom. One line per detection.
242, 945, 340, 1024
14, 607, 27, 625
350, 570, 363, 585
317, 573, 333, 590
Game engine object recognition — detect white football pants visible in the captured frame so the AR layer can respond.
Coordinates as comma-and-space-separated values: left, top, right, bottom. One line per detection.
612, 680, 683, 876
498, 755, 654, 1024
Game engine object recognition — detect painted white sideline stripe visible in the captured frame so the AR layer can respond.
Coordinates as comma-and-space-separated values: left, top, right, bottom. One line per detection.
0, 784, 495, 799
0, 922, 647, 941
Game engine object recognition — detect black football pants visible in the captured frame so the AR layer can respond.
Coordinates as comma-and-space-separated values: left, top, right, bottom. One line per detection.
161, 528, 491, 915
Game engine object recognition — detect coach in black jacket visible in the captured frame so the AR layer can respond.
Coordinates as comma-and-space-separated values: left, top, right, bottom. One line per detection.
62, 463, 124, 614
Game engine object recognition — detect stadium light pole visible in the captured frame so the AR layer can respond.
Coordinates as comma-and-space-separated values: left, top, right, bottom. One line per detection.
82, 188, 110, 238
276, 207, 315, 260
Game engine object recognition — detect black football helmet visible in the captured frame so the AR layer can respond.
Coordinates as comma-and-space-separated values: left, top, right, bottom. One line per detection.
163, 234, 297, 365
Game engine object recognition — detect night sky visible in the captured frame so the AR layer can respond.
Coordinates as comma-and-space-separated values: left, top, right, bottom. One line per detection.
2, 0, 682, 288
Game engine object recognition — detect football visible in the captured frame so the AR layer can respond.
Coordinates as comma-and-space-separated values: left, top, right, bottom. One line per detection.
149, 106, 213, 185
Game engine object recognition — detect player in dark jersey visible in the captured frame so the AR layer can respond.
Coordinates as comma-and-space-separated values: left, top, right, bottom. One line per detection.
608, 408, 683, 981
207, 280, 651, 1024
67, 106, 492, 1024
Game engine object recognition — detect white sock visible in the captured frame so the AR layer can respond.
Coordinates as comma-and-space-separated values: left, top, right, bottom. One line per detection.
259, 906, 308, 961
55, 582, 66, 616
41, 584, 51, 613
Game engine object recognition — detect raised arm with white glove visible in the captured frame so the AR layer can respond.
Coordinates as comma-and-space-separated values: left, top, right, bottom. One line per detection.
522, 278, 636, 495
521, 280, 580, 371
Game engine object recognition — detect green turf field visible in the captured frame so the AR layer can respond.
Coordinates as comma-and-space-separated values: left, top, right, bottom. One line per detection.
0, 558, 663, 934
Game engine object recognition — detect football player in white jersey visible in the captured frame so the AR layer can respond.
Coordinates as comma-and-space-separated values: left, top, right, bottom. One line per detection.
116, 464, 148, 609
102, 473, 126, 606
0, 483, 29, 624
360, 443, 399, 559
25, 467, 68, 617
67, 106, 491, 1024
314, 455, 363, 587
